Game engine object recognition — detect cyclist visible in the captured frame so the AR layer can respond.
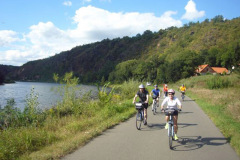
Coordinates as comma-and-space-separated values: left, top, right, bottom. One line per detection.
179, 84, 186, 97
160, 89, 182, 140
150, 85, 161, 111
133, 84, 149, 125
163, 84, 168, 97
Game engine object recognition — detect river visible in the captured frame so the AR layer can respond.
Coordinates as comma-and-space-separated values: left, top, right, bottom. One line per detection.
0, 82, 100, 111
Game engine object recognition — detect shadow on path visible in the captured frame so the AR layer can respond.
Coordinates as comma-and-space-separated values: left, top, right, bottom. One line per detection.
172, 136, 228, 151
178, 123, 198, 129
180, 99, 196, 102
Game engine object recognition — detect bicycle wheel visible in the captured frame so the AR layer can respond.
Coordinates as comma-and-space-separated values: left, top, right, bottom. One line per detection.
136, 110, 142, 130
181, 93, 185, 101
152, 100, 156, 115
168, 124, 173, 149
154, 103, 157, 114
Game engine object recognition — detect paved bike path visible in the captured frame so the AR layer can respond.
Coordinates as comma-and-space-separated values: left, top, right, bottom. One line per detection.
63, 92, 240, 160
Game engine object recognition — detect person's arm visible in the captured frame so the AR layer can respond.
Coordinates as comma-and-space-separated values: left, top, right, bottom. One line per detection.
133, 94, 138, 104
146, 94, 149, 103
161, 97, 167, 110
150, 90, 153, 97
176, 98, 182, 110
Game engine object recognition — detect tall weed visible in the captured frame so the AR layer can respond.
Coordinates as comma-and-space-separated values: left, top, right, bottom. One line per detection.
52, 72, 83, 116
115, 79, 139, 99
206, 75, 232, 89
98, 82, 114, 105
0, 127, 57, 160
0, 98, 21, 129
23, 87, 46, 127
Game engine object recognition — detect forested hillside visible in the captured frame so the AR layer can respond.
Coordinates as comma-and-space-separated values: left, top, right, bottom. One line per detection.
0, 65, 19, 84
2, 15, 240, 84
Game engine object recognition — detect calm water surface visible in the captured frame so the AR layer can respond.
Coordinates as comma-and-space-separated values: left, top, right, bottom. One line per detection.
0, 82, 99, 110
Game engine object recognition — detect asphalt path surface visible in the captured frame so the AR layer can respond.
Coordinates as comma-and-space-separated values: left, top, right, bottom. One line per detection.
63, 92, 240, 160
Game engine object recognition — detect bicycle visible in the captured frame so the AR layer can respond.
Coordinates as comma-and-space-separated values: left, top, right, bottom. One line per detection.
181, 91, 185, 101
135, 102, 145, 130
152, 95, 158, 115
163, 108, 181, 149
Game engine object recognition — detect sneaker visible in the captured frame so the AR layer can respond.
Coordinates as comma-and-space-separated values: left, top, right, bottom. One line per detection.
165, 123, 168, 129
144, 120, 147, 125
174, 134, 178, 140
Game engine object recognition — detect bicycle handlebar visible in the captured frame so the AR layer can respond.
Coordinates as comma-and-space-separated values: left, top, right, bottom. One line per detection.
161, 108, 182, 112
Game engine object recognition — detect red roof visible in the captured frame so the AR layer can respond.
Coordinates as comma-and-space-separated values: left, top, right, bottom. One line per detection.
211, 67, 228, 74
197, 64, 209, 73
196, 64, 229, 74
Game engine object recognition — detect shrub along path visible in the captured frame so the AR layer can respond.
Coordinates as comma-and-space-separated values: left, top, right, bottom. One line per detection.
62, 91, 240, 160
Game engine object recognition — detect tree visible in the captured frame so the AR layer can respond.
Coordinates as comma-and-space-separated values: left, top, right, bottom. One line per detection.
206, 48, 219, 66
156, 65, 167, 84
110, 60, 138, 83
212, 15, 224, 23
0, 71, 5, 84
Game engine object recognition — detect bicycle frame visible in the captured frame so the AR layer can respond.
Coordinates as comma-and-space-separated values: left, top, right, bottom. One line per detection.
135, 103, 144, 130
168, 114, 174, 137
181, 92, 185, 101
165, 108, 176, 149
152, 98, 157, 115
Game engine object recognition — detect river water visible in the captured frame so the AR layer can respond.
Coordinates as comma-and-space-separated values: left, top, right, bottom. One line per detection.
0, 82, 99, 111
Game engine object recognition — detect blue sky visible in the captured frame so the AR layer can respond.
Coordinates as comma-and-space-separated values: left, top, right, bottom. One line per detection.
0, 0, 240, 66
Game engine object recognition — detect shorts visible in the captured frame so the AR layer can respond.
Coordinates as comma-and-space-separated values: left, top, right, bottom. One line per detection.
164, 91, 168, 96
165, 110, 178, 116
140, 102, 148, 109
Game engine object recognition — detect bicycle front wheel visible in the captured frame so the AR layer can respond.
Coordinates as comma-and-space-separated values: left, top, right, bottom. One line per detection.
168, 125, 173, 149
136, 111, 142, 130
152, 101, 156, 115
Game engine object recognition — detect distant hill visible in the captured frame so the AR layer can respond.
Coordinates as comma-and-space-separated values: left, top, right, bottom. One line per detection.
3, 15, 240, 84
0, 65, 19, 84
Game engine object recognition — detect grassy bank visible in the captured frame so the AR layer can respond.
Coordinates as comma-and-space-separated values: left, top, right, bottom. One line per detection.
0, 74, 139, 160
173, 73, 240, 156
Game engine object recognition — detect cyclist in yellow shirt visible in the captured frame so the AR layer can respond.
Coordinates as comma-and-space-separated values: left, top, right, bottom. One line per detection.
179, 84, 186, 101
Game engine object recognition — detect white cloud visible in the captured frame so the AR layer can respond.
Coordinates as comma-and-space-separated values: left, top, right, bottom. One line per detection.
181, 0, 205, 20
0, 5, 183, 66
63, 1, 72, 6
0, 30, 21, 47
72, 6, 182, 40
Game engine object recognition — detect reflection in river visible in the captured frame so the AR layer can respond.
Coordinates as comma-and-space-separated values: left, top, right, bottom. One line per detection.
0, 82, 99, 110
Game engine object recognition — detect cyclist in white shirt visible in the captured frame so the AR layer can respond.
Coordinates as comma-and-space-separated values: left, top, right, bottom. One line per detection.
161, 89, 182, 140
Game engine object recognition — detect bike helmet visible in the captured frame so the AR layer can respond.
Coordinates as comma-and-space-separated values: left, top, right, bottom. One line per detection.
139, 84, 145, 89
165, 84, 167, 86
168, 89, 175, 94
154, 84, 158, 87
182, 84, 184, 86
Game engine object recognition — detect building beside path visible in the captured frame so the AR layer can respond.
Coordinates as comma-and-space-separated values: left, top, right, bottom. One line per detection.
195, 64, 229, 75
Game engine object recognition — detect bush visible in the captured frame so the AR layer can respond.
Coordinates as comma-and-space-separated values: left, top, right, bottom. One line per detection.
115, 79, 139, 99
206, 76, 232, 89
0, 98, 21, 129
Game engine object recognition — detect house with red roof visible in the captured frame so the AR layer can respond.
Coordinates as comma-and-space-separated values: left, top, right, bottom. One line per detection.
196, 64, 229, 75
211, 67, 229, 74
